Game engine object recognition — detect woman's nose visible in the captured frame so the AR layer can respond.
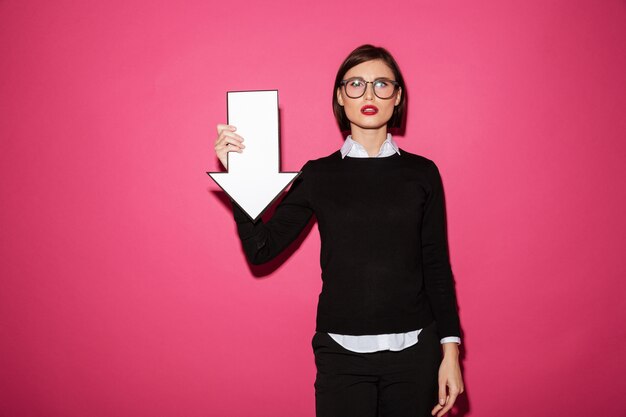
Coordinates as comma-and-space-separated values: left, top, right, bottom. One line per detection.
364, 83, 375, 100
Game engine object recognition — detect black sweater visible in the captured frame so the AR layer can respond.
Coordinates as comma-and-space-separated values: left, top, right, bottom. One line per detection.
231, 150, 461, 338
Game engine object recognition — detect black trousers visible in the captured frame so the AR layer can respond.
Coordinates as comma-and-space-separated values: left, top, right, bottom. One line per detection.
312, 320, 441, 417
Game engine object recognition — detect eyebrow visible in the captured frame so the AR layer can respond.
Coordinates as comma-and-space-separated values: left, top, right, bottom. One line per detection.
345, 76, 396, 81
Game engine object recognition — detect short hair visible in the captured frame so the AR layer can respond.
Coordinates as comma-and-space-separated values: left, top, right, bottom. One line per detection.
332, 44, 407, 132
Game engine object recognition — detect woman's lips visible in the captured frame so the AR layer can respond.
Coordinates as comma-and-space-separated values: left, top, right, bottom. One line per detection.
360, 105, 379, 115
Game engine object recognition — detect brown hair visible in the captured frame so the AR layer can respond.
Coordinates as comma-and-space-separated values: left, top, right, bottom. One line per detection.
332, 44, 407, 132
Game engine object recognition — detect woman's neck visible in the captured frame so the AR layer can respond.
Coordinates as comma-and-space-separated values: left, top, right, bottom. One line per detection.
349, 126, 388, 157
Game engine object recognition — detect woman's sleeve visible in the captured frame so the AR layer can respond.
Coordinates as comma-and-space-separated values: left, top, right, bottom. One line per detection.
230, 161, 314, 265
421, 160, 462, 339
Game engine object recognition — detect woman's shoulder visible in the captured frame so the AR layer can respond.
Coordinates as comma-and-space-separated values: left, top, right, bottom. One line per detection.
397, 150, 444, 184
398, 148, 438, 168
302, 150, 342, 170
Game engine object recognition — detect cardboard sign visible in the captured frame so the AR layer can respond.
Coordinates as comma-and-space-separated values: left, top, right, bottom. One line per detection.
207, 90, 300, 222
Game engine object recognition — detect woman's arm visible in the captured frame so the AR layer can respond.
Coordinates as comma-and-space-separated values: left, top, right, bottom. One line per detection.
214, 124, 314, 265
421, 160, 461, 339
421, 160, 465, 416
231, 164, 314, 264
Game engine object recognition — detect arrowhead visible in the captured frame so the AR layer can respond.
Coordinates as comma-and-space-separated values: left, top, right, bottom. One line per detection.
208, 171, 300, 222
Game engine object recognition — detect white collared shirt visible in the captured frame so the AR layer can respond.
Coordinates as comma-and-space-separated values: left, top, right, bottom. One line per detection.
327, 134, 461, 353
339, 133, 401, 159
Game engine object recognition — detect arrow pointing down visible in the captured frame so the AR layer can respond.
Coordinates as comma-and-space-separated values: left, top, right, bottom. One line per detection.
207, 90, 300, 222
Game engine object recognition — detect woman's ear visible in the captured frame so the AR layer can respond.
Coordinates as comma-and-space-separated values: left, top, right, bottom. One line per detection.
395, 87, 402, 106
337, 88, 344, 106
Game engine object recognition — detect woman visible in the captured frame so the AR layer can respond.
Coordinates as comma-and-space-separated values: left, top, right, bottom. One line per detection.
214, 44, 464, 417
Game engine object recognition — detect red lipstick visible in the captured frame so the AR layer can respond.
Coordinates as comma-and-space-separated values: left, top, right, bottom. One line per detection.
360, 105, 378, 115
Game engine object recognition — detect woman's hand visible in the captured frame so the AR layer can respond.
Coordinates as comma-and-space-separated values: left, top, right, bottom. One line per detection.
431, 345, 464, 416
214, 124, 245, 169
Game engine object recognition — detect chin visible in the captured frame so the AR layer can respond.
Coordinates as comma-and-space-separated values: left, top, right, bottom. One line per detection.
353, 117, 391, 130
350, 122, 388, 132
348, 111, 393, 127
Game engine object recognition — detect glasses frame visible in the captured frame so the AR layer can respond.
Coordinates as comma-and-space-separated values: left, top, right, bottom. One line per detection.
340, 77, 400, 100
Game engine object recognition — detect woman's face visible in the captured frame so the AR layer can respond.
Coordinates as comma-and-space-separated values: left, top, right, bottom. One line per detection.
337, 59, 402, 135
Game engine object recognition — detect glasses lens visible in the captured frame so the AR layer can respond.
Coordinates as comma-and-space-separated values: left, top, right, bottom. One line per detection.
344, 78, 366, 98
373, 79, 397, 99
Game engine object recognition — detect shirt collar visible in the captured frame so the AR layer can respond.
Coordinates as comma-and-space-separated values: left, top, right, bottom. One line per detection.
340, 133, 401, 159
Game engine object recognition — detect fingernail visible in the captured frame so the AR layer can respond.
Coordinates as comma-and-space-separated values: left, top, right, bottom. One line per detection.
439, 398, 445, 405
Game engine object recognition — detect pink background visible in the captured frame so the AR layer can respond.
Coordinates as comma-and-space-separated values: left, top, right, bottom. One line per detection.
1, 1, 625, 416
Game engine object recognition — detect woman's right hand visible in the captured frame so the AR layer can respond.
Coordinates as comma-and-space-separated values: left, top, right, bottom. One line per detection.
214, 124, 245, 169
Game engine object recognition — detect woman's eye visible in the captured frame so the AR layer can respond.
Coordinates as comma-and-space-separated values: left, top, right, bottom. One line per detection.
374, 80, 388, 88
350, 81, 363, 87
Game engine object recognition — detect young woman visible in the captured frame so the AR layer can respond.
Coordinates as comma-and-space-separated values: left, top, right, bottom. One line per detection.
213, 44, 464, 417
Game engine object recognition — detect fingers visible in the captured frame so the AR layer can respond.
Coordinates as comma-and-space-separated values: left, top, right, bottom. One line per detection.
431, 380, 448, 416
438, 382, 447, 408
431, 403, 443, 416
431, 384, 462, 417
214, 124, 245, 170
218, 133, 245, 151
438, 388, 460, 416
215, 125, 244, 145
216, 124, 236, 135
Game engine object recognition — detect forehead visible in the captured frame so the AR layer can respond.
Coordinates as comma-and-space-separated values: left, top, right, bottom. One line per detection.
344, 59, 395, 80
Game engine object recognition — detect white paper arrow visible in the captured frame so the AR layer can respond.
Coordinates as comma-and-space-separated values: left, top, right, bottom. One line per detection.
207, 90, 300, 222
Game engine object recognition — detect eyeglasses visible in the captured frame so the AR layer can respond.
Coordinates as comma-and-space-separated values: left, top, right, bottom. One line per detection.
340, 77, 400, 99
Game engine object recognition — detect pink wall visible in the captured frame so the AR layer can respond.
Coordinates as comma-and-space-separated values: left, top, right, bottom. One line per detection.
1, 1, 625, 416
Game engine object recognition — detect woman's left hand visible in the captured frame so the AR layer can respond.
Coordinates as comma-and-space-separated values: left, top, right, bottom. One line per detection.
431, 346, 464, 416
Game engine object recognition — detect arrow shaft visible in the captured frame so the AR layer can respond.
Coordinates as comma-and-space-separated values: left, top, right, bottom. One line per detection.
227, 90, 280, 174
